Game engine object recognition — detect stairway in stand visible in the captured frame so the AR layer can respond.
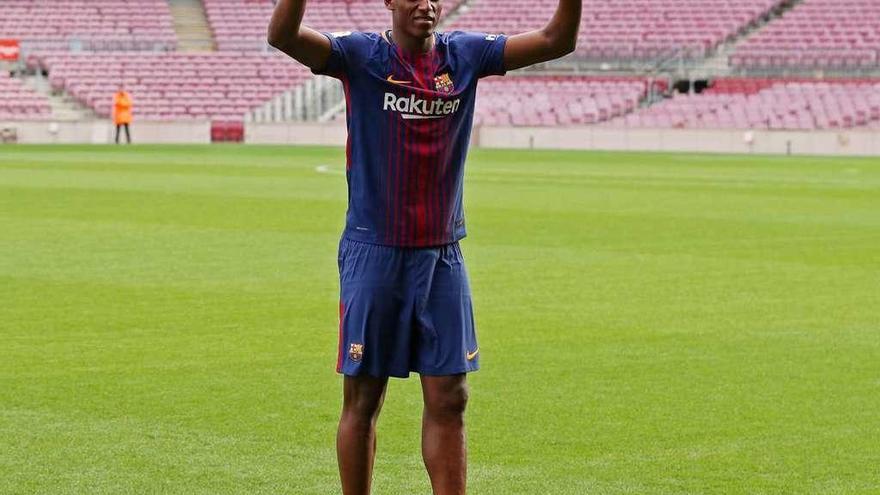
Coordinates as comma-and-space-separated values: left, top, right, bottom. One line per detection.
168, 0, 215, 52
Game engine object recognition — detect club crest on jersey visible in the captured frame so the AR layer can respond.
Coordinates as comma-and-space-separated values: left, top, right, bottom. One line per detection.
349, 343, 364, 362
434, 73, 454, 94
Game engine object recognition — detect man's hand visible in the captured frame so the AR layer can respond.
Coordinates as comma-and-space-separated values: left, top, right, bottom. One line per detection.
267, 0, 332, 70
503, 0, 582, 71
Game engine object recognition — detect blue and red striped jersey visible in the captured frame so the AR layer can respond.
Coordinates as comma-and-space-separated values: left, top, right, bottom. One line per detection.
314, 30, 507, 247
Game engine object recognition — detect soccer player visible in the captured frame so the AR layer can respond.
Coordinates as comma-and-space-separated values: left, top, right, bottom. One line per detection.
268, 1, 581, 493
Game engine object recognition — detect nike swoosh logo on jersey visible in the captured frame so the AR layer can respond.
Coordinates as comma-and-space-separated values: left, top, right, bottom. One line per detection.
386, 75, 412, 85
466, 348, 479, 361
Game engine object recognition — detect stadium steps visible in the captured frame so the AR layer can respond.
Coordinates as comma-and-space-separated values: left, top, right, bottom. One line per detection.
168, 0, 216, 52
663, 0, 802, 80
696, 0, 804, 78
690, 45, 738, 79
22, 74, 96, 121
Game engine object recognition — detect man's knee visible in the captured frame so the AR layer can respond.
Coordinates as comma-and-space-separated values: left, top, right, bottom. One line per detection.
343, 393, 383, 421
425, 380, 469, 419
341, 377, 387, 424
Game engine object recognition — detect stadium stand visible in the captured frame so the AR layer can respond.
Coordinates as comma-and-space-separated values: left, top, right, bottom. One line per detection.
204, 0, 465, 51
31, 52, 310, 121
731, 0, 880, 71
448, 0, 785, 62
474, 76, 652, 126
607, 78, 880, 130
4, 0, 880, 130
1, 0, 176, 52
0, 72, 51, 120
202, 0, 274, 52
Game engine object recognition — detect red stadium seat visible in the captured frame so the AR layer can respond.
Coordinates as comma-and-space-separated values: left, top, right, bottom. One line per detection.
211, 120, 245, 142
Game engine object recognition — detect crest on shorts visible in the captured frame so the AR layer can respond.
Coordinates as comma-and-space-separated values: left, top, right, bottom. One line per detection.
349, 343, 364, 362
434, 73, 454, 94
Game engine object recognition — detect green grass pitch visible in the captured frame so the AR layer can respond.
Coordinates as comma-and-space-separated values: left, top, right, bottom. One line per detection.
1, 144, 878, 494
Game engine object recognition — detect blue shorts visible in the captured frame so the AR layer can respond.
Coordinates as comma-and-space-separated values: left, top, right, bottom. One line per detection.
335, 238, 479, 378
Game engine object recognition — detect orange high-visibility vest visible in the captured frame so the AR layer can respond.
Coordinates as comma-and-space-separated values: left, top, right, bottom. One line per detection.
113, 91, 133, 125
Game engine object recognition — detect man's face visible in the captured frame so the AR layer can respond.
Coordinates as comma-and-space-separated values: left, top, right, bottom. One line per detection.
385, 0, 442, 39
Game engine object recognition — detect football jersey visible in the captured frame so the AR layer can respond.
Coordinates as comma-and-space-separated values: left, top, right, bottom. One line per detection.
314, 30, 507, 247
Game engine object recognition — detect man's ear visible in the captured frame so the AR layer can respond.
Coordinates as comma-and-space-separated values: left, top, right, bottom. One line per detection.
384, 0, 394, 11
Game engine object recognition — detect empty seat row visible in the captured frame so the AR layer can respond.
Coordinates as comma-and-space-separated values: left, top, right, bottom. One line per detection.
1, 0, 176, 52
32, 52, 312, 121
732, 0, 880, 70
606, 78, 880, 130
475, 76, 655, 126
447, 0, 784, 61
203, 0, 464, 52
0, 73, 52, 119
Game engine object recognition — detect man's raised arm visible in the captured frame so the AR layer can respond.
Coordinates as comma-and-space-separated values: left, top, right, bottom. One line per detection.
267, 0, 332, 70
503, 0, 582, 71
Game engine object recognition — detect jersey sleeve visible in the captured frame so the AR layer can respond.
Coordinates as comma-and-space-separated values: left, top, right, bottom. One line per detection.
449, 31, 508, 78
312, 31, 374, 79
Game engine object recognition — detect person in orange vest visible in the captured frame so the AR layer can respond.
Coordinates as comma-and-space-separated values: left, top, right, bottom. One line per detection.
112, 85, 133, 144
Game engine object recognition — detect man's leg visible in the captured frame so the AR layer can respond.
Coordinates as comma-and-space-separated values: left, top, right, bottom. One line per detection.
338, 374, 389, 495
421, 374, 469, 495
124, 124, 131, 144
115, 125, 120, 144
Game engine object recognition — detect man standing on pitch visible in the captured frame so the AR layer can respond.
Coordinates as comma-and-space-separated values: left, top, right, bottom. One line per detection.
112, 85, 133, 144
268, 0, 581, 493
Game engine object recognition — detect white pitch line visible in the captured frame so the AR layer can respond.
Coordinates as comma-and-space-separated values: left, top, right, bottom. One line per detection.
315, 165, 345, 176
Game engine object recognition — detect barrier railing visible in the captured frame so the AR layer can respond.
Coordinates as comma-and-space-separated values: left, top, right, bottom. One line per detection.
247, 75, 343, 123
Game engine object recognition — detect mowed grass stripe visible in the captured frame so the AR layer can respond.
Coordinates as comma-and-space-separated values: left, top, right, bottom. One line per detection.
1, 145, 878, 494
